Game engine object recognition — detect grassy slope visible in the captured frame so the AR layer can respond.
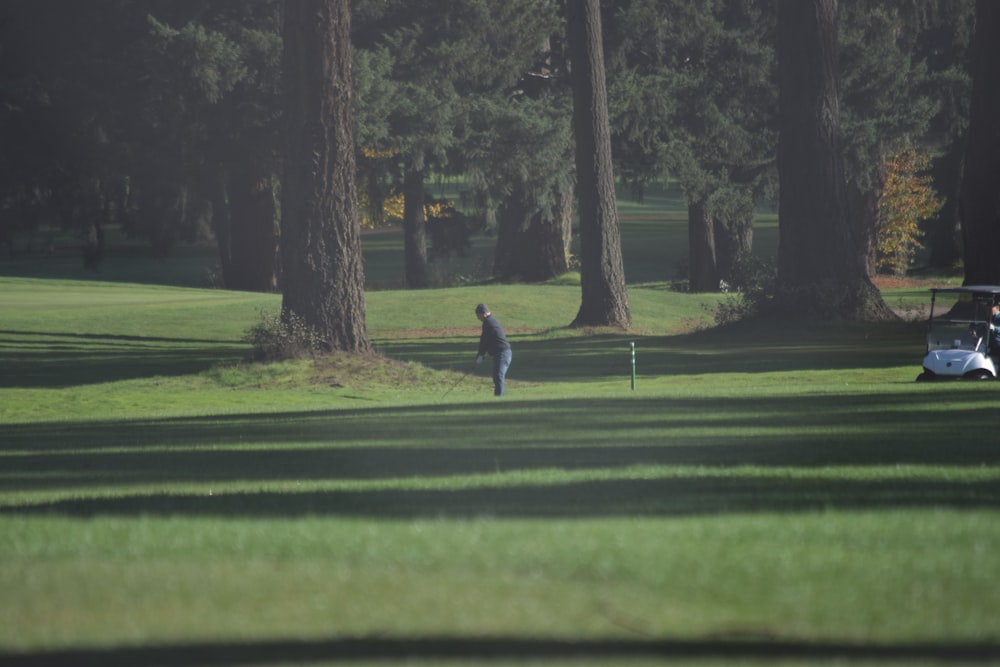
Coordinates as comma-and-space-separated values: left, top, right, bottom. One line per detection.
1, 191, 998, 665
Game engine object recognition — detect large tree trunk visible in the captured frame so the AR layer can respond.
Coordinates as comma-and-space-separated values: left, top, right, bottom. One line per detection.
959, 0, 1000, 285
688, 199, 718, 292
777, 0, 890, 319
281, 0, 370, 353
216, 164, 279, 292
846, 163, 883, 279
493, 195, 524, 282
715, 212, 753, 285
402, 168, 428, 288
926, 135, 964, 271
566, 0, 631, 329
494, 183, 572, 282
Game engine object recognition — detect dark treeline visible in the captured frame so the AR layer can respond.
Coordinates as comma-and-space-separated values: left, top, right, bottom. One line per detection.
2, 1, 997, 325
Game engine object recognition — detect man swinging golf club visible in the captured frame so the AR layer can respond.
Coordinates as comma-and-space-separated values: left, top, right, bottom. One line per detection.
474, 303, 512, 396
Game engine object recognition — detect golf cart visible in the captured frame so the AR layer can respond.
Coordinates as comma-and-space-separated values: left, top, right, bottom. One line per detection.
916, 285, 1000, 381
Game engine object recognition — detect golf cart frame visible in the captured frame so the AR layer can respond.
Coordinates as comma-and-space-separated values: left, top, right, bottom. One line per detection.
916, 285, 1000, 381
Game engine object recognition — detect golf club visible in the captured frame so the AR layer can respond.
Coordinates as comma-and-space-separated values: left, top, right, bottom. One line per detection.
440, 366, 472, 399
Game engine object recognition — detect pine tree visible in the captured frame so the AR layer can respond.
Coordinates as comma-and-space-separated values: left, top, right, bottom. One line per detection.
959, 0, 1000, 284
777, 0, 890, 319
567, 0, 631, 329
839, 0, 966, 278
281, 0, 370, 353
607, 0, 777, 292
353, 0, 560, 287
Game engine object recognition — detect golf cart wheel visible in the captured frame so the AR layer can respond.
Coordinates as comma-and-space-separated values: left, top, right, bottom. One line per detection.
915, 371, 935, 382
963, 369, 994, 380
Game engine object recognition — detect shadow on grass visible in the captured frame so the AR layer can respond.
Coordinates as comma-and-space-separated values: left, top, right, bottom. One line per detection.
5, 474, 998, 519
1, 316, 927, 390
4, 396, 1000, 518
4, 392, 998, 517
5, 392, 998, 454
2, 635, 998, 666
0, 329, 245, 388
380, 319, 928, 383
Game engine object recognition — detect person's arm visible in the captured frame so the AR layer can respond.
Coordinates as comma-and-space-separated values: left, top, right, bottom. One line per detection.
476, 325, 488, 362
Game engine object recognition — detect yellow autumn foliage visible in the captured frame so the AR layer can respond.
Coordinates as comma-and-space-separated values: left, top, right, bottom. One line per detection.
876, 149, 943, 277
358, 191, 456, 230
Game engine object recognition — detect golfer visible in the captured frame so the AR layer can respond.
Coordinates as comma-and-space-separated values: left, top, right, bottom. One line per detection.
474, 303, 512, 396
989, 302, 1000, 357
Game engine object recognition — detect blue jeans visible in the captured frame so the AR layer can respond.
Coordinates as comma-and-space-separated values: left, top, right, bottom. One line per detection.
493, 348, 512, 396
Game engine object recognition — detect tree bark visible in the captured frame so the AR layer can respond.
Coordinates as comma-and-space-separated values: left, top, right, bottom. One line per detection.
715, 212, 753, 286
777, 0, 890, 319
495, 183, 572, 282
847, 164, 883, 279
402, 168, 429, 288
493, 195, 523, 282
959, 0, 1000, 285
566, 0, 631, 329
217, 164, 278, 292
281, 0, 370, 353
926, 135, 964, 271
688, 199, 718, 292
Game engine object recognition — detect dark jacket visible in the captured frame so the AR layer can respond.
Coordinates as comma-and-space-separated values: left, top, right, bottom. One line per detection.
478, 315, 510, 357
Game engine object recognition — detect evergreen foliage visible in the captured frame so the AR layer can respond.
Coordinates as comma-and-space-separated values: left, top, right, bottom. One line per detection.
606, 0, 776, 291
0, 0, 991, 301
352, 0, 564, 285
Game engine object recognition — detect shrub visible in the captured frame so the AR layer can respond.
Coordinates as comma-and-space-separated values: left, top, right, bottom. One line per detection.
714, 253, 777, 325
877, 149, 943, 277
243, 309, 322, 362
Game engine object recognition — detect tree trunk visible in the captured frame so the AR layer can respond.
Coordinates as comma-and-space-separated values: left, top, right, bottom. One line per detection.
495, 183, 571, 282
566, 0, 631, 329
281, 0, 370, 353
81, 219, 104, 270
847, 163, 883, 279
402, 168, 428, 288
493, 195, 523, 282
959, 0, 1000, 285
715, 213, 753, 285
777, 0, 890, 319
926, 135, 964, 271
688, 199, 718, 292
218, 164, 278, 292
558, 184, 574, 265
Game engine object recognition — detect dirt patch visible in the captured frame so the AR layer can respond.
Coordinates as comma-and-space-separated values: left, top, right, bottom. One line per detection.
872, 275, 939, 290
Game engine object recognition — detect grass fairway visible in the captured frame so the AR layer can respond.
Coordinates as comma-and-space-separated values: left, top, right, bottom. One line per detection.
2, 236, 1000, 664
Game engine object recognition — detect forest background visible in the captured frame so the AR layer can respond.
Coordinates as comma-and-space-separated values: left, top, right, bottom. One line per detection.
2, 0, 994, 321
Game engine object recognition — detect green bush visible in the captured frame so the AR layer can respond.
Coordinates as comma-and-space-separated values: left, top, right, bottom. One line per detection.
243, 309, 322, 362
714, 253, 777, 325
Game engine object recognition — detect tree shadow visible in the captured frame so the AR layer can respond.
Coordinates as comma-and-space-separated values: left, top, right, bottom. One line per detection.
5, 388, 999, 520
3, 393, 999, 497
378, 319, 928, 383
3, 635, 998, 666
5, 473, 999, 519
1, 315, 929, 390
5, 390, 998, 448
0, 329, 245, 388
